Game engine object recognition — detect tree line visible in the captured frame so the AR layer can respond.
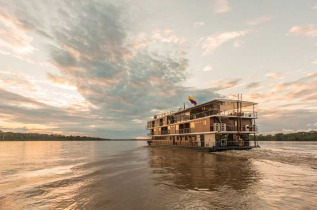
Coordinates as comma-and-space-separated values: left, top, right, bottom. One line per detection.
0, 130, 109, 141
257, 131, 317, 141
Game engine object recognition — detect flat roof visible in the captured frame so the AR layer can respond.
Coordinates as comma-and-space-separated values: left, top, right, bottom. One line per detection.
149, 98, 257, 121
171, 98, 257, 115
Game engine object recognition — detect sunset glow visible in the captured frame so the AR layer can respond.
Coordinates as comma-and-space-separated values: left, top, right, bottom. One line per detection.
0, 0, 316, 138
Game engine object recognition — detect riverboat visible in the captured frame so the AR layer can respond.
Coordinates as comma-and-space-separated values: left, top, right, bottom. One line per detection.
146, 96, 259, 152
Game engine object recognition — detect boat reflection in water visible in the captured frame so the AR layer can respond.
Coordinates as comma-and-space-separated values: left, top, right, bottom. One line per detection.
147, 145, 265, 209
149, 145, 260, 190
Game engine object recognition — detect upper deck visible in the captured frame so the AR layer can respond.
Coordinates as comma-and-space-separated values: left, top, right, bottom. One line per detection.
147, 98, 258, 135
148, 99, 257, 123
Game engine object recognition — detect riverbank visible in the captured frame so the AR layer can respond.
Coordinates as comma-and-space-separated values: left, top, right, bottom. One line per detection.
257, 131, 317, 141
0, 130, 108, 141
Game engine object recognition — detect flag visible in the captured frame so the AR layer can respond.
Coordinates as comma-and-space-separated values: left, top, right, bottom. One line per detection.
188, 96, 197, 106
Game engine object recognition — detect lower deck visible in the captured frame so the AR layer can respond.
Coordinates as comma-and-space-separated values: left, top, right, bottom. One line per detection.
148, 133, 259, 152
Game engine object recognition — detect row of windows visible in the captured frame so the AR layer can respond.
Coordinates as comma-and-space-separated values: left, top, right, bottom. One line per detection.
153, 136, 195, 141
151, 120, 207, 131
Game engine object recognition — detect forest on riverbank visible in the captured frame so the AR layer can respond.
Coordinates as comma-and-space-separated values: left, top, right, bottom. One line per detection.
0, 130, 108, 141
257, 131, 317, 141
1, 130, 316, 141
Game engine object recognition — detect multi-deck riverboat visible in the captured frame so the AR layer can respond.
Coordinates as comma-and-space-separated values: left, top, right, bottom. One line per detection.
146, 97, 259, 152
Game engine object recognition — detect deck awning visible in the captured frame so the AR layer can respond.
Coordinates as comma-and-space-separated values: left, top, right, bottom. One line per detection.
217, 99, 257, 111
172, 98, 257, 115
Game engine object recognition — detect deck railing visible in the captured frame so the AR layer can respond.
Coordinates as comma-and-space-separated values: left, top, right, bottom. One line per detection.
160, 130, 170, 135
213, 125, 258, 132
168, 110, 257, 125
176, 128, 192, 134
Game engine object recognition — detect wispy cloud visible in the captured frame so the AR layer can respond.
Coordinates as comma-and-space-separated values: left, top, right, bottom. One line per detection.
206, 78, 241, 91
151, 29, 186, 45
0, 0, 316, 137
193, 22, 205, 28
288, 24, 317, 37
199, 30, 247, 55
213, 0, 231, 14
266, 72, 284, 79
0, 70, 35, 90
233, 40, 243, 48
258, 108, 317, 133
203, 64, 213, 72
0, 0, 220, 138
246, 15, 273, 26
0, 13, 35, 56
245, 82, 261, 89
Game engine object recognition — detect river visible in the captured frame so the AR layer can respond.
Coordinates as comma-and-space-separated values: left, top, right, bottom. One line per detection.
0, 141, 316, 209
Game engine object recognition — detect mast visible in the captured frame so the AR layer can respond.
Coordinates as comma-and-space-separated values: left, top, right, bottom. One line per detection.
237, 94, 239, 132
240, 94, 243, 132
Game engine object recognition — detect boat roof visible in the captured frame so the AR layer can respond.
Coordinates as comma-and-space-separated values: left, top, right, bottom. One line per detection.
150, 98, 257, 120
172, 98, 257, 115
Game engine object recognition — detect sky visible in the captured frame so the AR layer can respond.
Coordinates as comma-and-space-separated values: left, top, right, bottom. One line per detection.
0, 0, 316, 139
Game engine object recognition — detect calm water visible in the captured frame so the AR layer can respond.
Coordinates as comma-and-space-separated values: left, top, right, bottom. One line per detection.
0, 141, 316, 209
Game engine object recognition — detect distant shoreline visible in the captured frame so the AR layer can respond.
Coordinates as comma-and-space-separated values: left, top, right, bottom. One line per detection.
0, 139, 148, 141
257, 140, 317, 141
0, 139, 316, 142
1, 130, 316, 141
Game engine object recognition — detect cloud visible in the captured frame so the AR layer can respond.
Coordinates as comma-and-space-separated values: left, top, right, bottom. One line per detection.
193, 22, 205, 28
288, 24, 317, 37
258, 108, 317, 133
199, 30, 247, 55
265, 72, 283, 79
0, 70, 35, 90
301, 94, 317, 101
233, 40, 243, 48
245, 82, 261, 89
12, 126, 28, 133
206, 78, 241, 91
251, 72, 317, 104
278, 72, 317, 100
0, 13, 35, 56
0, 0, 220, 138
0, 87, 119, 135
2, 0, 315, 138
128, 29, 186, 58
213, 0, 231, 14
203, 64, 213, 72
246, 16, 273, 26
151, 29, 186, 45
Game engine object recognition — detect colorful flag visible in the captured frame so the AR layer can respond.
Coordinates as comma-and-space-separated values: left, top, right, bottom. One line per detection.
188, 96, 197, 106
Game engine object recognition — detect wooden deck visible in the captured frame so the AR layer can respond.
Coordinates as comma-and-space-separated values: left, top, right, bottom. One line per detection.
147, 140, 258, 152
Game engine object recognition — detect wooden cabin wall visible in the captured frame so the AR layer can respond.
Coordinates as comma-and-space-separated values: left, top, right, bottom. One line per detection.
192, 118, 210, 132
170, 125, 176, 134
163, 116, 168, 125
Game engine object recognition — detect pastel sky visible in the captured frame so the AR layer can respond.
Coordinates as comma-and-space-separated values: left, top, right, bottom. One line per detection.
0, 0, 316, 138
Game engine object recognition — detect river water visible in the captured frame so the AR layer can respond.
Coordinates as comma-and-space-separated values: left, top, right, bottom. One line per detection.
0, 141, 316, 209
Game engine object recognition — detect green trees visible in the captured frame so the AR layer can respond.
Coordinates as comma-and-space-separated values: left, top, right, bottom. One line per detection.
0, 130, 108, 141
257, 131, 317, 141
